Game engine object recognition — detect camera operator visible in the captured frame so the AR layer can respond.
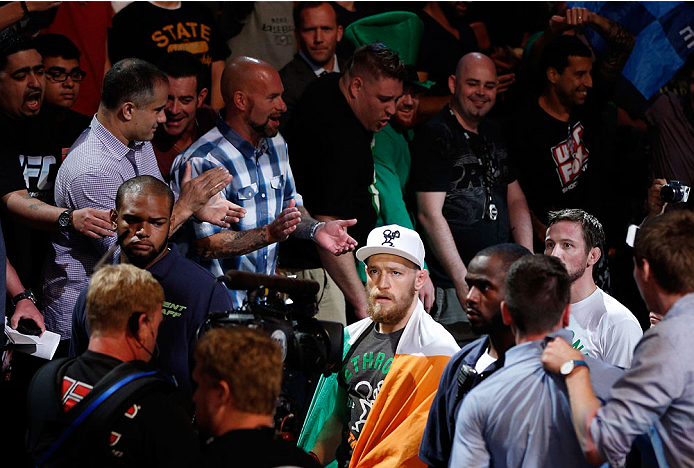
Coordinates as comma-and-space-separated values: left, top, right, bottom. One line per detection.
193, 327, 319, 468
299, 225, 459, 468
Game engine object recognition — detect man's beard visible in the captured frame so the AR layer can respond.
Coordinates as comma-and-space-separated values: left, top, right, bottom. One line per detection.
568, 258, 588, 284
122, 241, 167, 269
251, 118, 279, 138
365, 282, 416, 326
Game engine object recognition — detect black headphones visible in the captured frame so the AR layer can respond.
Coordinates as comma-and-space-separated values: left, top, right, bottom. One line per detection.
127, 312, 159, 359
127, 312, 145, 336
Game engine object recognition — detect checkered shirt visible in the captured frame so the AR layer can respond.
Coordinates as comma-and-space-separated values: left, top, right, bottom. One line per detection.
170, 117, 302, 309
41, 116, 163, 339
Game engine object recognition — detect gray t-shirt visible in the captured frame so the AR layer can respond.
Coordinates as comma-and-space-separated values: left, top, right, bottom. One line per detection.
337, 325, 405, 466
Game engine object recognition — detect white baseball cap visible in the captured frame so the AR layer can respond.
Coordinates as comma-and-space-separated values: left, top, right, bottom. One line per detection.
356, 224, 425, 269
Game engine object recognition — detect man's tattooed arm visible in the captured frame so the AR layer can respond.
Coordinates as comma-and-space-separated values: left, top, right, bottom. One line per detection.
195, 227, 271, 260
589, 14, 636, 82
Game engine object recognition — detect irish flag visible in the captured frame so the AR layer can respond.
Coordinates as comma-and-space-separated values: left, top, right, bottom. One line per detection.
299, 301, 460, 468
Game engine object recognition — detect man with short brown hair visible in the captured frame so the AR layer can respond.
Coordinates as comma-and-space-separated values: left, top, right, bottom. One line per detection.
279, 1, 344, 130
543, 210, 694, 468
282, 43, 407, 323
545, 208, 641, 367
193, 327, 319, 467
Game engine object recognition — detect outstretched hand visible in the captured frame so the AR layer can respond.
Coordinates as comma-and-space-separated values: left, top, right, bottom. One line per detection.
196, 193, 247, 228
314, 218, 358, 255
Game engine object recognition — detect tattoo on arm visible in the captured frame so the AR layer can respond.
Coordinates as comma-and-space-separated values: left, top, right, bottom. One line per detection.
293, 205, 316, 239
20, 194, 46, 211
195, 227, 270, 260
595, 18, 636, 81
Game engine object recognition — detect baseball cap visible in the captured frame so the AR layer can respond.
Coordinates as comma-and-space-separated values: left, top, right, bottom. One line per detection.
356, 224, 425, 269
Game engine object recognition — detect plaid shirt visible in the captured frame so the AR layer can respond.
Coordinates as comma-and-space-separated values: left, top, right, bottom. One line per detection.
41, 116, 163, 339
170, 117, 302, 309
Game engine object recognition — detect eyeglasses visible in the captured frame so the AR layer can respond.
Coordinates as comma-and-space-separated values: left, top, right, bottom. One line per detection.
45, 69, 87, 83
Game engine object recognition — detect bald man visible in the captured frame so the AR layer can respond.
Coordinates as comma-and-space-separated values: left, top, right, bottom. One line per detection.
411, 52, 532, 346
170, 56, 358, 308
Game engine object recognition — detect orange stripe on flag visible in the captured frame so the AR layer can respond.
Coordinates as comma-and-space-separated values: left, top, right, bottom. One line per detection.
349, 354, 452, 468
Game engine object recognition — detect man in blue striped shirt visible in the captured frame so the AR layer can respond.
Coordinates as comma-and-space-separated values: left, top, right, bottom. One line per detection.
171, 56, 358, 308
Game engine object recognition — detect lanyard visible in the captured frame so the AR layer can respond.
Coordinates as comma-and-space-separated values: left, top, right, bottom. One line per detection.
462, 130, 498, 221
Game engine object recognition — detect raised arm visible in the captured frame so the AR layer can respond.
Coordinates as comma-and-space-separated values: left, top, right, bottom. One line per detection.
541, 337, 604, 464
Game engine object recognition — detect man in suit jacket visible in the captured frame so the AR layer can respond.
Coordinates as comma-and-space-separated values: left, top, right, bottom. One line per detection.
279, 2, 343, 131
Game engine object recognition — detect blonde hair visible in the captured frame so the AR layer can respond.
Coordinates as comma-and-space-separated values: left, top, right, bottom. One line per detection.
87, 264, 164, 336
194, 328, 283, 415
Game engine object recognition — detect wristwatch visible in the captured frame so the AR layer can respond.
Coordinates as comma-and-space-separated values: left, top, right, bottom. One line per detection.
11, 288, 37, 307
560, 359, 588, 376
309, 221, 326, 243
58, 209, 74, 229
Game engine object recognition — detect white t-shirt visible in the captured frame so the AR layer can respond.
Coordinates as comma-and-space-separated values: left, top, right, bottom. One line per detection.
567, 287, 643, 368
474, 347, 497, 373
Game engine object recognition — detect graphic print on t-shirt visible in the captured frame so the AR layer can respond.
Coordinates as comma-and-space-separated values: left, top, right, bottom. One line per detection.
20, 153, 57, 202
551, 122, 589, 193
151, 22, 214, 65
338, 327, 403, 455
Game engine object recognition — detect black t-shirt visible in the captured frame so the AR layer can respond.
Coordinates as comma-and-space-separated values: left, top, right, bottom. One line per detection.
337, 325, 404, 467
0, 106, 90, 290
280, 73, 377, 269
509, 98, 603, 227
48, 351, 199, 468
416, 11, 478, 96
201, 427, 320, 468
109, 2, 230, 76
412, 107, 515, 287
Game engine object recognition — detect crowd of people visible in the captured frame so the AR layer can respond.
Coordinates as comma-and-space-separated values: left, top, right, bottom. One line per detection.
1, 1, 694, 467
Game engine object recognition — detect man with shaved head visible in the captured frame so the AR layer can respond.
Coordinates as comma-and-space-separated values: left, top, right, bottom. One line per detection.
412, 52, 532, 345
170, 56, 358, 309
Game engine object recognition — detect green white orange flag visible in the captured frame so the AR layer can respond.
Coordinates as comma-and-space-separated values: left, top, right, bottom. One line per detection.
299, 301, 460, 468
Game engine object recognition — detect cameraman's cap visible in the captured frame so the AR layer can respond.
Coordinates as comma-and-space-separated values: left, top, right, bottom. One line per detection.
356, 224, 425, 269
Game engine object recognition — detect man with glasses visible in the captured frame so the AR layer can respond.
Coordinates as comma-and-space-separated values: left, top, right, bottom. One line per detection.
412, 52, 532, 345
0, 32, 113, 298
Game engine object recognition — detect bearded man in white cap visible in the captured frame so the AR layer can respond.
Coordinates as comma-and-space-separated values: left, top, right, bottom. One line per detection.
299, 224, 459, 468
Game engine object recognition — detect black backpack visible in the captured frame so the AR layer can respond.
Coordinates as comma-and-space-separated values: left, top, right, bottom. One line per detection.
26, 357, 175, 468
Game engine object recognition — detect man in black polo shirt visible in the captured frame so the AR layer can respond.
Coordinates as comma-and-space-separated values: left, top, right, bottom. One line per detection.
71, 176, 233, 408
281, 42, 406, 323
